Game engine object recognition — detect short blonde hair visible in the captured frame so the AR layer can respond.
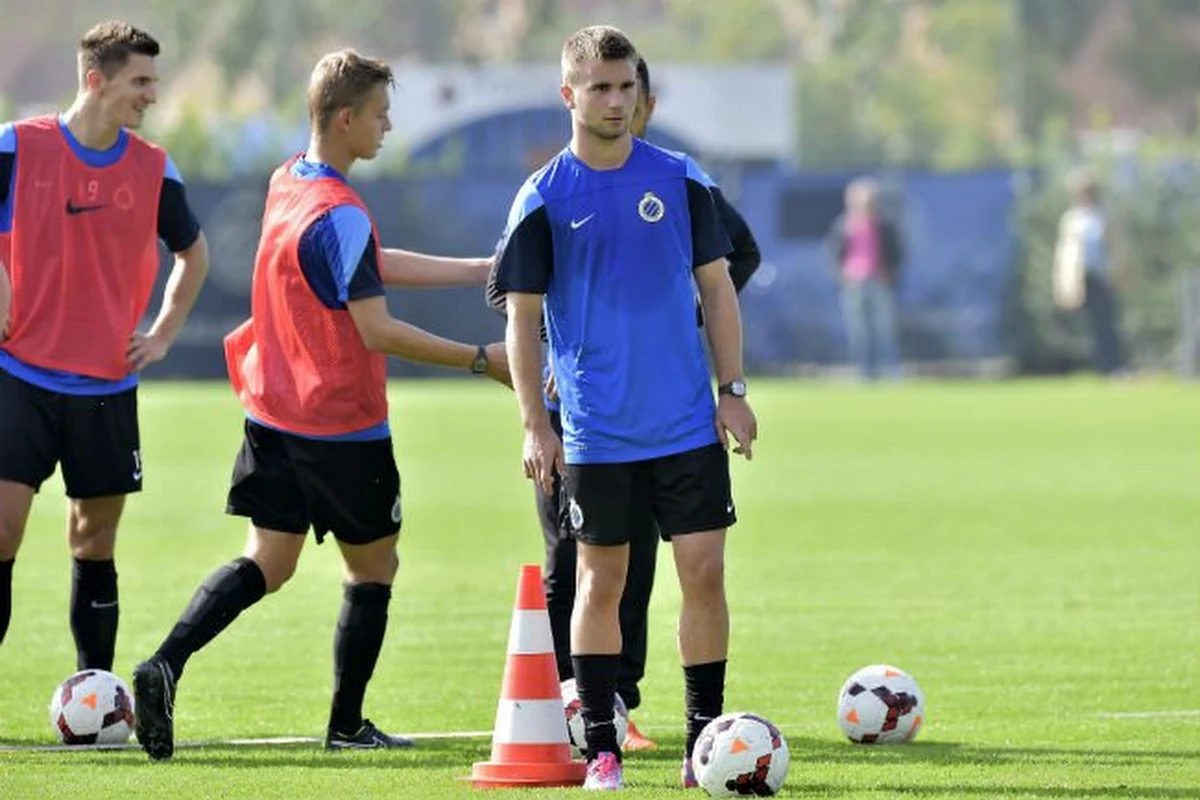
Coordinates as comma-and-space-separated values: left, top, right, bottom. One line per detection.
307, 49, 394, 131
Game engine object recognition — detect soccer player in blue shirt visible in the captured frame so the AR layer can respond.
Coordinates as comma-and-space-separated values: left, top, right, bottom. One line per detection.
493, 26, 758, 791
484, 54, 762, 756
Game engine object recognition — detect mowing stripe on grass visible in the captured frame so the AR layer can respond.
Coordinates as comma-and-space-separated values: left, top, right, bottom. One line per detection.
1096, 710, 1200, 719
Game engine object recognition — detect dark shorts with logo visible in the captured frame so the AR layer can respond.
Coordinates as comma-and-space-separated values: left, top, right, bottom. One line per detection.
0, 368, 142, 498
560, 443, 735, 547
226, 420, 402, 545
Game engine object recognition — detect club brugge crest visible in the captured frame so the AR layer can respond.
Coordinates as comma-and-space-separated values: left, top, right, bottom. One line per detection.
638, 191, 665, 223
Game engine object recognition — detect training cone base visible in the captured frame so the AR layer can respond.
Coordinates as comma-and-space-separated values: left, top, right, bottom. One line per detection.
471, 760, 587, 789
470, 564, 585, 789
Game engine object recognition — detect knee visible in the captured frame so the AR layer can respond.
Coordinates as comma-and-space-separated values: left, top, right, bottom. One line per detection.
246, 551, 298, 594
68, 516, 118, 560
0, 516, 24, 561
345, 547, 398, 587
678, 552, 725, 599
577, 561, 625, 609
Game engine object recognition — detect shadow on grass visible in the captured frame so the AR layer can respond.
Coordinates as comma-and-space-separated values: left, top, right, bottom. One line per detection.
631, 736, 1200, 769
630, 737, 1200, 798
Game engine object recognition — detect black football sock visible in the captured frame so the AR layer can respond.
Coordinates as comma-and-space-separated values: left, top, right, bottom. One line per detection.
70, 558, 119, 671
0, 559, 13, 646
329, 582, 391, 735
573, 653, 622, 761
684, 660, 727, 757
155, 557, 267, 680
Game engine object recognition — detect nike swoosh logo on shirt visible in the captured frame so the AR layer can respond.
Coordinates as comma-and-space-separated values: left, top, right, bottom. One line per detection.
570, 213, 595, 230
65, 200, 105, 215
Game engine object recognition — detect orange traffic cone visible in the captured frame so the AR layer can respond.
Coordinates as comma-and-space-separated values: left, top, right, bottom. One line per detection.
471, 564, 586, 788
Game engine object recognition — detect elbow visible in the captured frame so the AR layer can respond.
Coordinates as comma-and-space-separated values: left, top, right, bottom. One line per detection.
357, 321, 385, 353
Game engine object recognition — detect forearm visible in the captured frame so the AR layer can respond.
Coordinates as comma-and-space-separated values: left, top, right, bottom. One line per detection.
380, 249, 491, 288
699, 275, 745, 384
366, 317, 479, 370
0, 256, 10, 331
147, 235, 209, 343
506, 300, 551, 431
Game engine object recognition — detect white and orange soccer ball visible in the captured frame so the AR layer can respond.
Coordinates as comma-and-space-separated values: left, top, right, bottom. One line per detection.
692, 712, 790, 797
48, 669, 135, 745
837, 664, 924, 744
560, 678, 628, 759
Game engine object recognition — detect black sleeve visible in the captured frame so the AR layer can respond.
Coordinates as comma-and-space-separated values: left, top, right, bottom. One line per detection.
686, 178, 733, 269
0, 153, 12, 208
346, 233, 385, 301
158, 177, 202, 253
485, 253, 507, 314
711, 187, 760, 292
493, 205, 554, 294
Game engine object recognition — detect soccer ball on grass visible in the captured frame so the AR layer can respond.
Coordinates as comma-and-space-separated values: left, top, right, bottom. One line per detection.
48, 669, 135, 745
837, 663, 924, 744
691, 711, 790, 797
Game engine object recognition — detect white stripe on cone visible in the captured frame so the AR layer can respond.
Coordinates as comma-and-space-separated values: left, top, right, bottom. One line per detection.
506, 609, 555, 655
491, 698, 571, 744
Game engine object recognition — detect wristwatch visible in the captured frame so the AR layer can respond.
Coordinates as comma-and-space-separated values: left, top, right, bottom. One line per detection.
718, 379, 748, 398
470, 345, 489, 375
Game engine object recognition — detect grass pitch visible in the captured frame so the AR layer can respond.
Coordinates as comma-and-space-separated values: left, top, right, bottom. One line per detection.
0, 378, 1197, 798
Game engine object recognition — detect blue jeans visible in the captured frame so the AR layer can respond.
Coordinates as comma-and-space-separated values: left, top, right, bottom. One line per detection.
1084, 274, 1125, 375
841, 277, 900, 380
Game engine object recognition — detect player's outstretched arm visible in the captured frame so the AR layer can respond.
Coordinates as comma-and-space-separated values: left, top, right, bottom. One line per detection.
128, 232, 210, 371
379, 248, 493, 288
346, 295, 510, 385
696, 258, 757, 459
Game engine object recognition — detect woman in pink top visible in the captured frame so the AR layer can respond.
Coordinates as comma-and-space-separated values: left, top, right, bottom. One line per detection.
827, 178, 904, 380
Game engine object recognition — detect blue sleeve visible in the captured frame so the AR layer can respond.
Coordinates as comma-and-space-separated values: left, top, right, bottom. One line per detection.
494, 182, 553, 295
164, 155, 183, 184
297, 204, 384, 309
684, 156, 717, 189
0, 123, 15, 234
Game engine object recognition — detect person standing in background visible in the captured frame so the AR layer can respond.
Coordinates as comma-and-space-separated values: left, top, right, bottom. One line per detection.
827, 177, 904, 381
1053, 171, 1128, 377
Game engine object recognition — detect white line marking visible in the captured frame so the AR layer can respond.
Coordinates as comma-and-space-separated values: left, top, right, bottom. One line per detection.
1096, 710, 1200, 719
0, 730, 492, 754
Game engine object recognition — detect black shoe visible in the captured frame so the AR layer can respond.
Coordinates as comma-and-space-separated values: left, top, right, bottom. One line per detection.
132, 655, 177, 761
324, 719, 414, 750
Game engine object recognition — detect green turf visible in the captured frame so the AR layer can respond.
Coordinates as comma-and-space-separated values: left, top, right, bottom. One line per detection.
1, 378, 1197, 798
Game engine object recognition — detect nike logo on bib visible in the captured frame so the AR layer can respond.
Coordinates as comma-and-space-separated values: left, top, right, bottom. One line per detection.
570, 213, 595, 230
65, 200, 105, 216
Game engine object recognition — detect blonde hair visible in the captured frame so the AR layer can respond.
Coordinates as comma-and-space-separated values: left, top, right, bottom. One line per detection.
308, 49, 394, 131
